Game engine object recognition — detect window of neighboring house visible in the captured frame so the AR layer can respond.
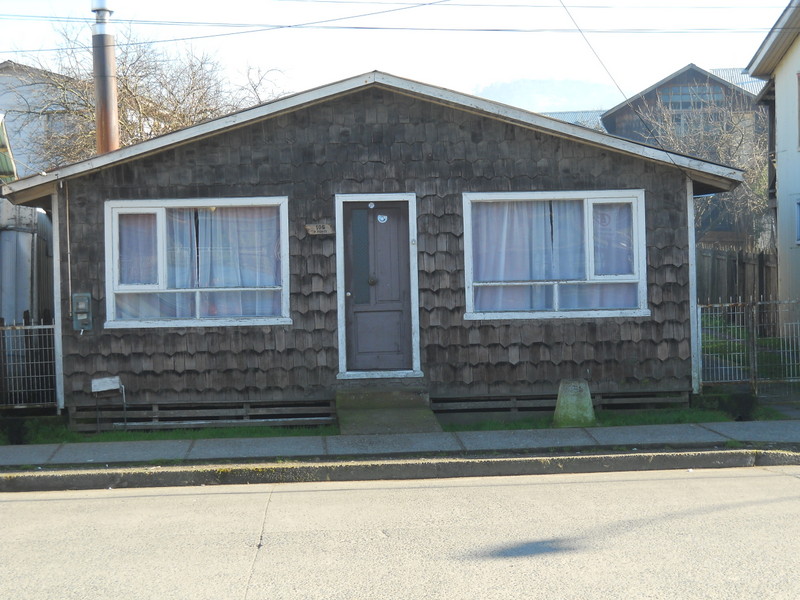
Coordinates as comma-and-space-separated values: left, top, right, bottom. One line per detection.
104, 197, 290, 328
658, 84, 724, 110
797, 73, 800, 149
796, 200, 800, 244
463, 190, 649, 320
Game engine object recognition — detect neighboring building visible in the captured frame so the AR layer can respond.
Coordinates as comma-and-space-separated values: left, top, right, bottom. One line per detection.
0, 60, 62, 177
0, 113, 52, 325
1, 72, 742, 429
0, 62, 55, 326
747, 0, 800, 308
600, 64, 764, 144
549, 65, 769, 249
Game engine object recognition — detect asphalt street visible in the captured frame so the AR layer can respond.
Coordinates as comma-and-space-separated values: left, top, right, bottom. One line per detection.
3, 465, 799, 599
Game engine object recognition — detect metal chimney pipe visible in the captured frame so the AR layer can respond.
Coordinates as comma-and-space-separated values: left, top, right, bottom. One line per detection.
92, 0, 120, 154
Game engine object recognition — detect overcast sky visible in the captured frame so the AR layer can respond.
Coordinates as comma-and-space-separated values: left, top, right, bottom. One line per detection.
0, 1, 787, 112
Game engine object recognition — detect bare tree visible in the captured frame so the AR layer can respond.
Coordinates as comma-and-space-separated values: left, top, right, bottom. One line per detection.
5, 27, 280, 170
634, 90, 771, 248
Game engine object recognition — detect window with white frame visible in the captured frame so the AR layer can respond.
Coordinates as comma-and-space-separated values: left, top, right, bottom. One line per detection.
796, 200, 800, 244
463, 190, 649, 320
104, 197, 290, 328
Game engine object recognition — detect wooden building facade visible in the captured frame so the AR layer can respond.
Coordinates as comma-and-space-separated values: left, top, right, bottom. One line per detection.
1, 73, 742, 429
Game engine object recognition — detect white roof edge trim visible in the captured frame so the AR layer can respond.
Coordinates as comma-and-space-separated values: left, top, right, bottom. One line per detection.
370, 73, 743, 184
747, 1, 800, 78
1, 72, 381, 196
1, 70, 742, 198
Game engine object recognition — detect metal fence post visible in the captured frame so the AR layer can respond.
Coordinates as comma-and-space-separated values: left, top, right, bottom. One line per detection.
748, 301, 759, 396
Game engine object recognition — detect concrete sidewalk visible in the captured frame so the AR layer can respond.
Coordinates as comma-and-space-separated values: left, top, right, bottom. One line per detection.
3, 420, 800, 468
2, 419, 800, 492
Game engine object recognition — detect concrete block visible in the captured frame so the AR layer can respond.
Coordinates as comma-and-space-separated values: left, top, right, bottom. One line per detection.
553, 379, 596, 428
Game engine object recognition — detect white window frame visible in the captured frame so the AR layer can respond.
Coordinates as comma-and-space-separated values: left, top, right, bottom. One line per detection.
463, 190, 650, 320
796, 200, 800, 244
104, 197, 291, 329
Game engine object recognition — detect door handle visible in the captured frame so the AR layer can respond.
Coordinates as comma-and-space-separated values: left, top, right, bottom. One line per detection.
345, 291, 352, 297
368, 277, 378, 286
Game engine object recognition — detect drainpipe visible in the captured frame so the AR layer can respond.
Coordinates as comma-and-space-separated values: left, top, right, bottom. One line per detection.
92, 0, 120, 154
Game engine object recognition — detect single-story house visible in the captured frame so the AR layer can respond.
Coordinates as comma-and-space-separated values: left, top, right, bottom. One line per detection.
1, 72, 742, 430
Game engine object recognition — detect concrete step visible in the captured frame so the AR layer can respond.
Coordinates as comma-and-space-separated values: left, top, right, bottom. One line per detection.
335, 388, 429, 410
335, 389, 442, 435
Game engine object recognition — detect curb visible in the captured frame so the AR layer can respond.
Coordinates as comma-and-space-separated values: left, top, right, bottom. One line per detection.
2, 449, 799, 492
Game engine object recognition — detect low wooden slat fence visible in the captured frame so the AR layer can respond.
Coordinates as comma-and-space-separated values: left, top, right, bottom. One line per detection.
69, 399, 336, 432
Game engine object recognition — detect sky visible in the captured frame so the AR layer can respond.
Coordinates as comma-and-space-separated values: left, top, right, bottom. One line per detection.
0, 1, 788, 112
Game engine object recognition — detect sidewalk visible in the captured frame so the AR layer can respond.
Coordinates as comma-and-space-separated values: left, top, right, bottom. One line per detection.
2, 419, 800, 492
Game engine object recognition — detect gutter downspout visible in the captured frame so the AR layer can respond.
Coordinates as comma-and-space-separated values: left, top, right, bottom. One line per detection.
687, 177, 701, 394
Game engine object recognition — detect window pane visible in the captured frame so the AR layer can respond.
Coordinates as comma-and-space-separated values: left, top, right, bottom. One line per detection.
200, 290, 280, 318
115, 292, 195, 319
166, 209, 198, 289
475, 285, 553, 311
197, 206, 280, 289
559, 283, 638, 310
350, 209, 371, 304
472, 200, 586, 284
551, 200, 584, 280
593, 203, 634, 276
118, 213, 157, 284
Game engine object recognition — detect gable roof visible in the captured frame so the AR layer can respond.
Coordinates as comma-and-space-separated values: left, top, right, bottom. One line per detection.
1, 71, 742, 204
602, 64, 759, 121
748, 1, 800, 79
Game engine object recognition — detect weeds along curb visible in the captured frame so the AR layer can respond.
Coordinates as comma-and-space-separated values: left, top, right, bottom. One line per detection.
2, 449, 799, 493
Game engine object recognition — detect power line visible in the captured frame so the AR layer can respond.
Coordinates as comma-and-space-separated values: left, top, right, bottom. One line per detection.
557, 0, 690, 174
0, 1, 779, 57
0, 24, 775, 56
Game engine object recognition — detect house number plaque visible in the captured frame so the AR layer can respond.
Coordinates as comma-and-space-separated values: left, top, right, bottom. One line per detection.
304, 224, 334, 235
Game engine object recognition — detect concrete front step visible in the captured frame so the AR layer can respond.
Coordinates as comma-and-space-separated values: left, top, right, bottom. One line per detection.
336, 408, 442, 435
335, 388, 430, 410
335, 389, 442, 434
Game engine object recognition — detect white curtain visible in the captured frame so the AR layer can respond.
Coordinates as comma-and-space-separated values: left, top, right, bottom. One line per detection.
471, 199, 636, 312
197, 206, 280, 317
116, 213, 174, 319
592, 203, 633, 276
472, 200, 582, 311
561, 202, 636, 310
118, 213, 157, 284
115, 206, 281, 320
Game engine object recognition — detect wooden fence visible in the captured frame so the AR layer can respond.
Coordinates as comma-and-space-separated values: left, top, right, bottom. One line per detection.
696, 247, 778, 304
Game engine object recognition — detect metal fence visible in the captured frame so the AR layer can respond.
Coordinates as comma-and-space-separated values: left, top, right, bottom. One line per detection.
0, 323, 56, 407
700, 300, 800, 389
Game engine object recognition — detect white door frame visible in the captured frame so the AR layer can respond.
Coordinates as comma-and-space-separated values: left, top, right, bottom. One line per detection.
335, 193, 422, 379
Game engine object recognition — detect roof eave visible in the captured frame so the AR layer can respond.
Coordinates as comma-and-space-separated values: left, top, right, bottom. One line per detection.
748, 1, 800, 79
1, 70, 742, 202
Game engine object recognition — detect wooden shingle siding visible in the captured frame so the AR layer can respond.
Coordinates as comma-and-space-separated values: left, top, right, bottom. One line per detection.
58, 87, 693, 417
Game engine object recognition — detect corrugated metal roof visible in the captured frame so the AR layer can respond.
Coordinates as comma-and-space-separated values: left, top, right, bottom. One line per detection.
541, 110, 607, 132
0, 115, 17, 184
709, 68, 767, 95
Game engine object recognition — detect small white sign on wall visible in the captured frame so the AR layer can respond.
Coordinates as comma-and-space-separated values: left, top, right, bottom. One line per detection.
305, 224, 334, 235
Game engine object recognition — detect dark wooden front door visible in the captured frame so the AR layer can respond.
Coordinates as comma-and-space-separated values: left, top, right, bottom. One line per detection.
343, 201, 412, 371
